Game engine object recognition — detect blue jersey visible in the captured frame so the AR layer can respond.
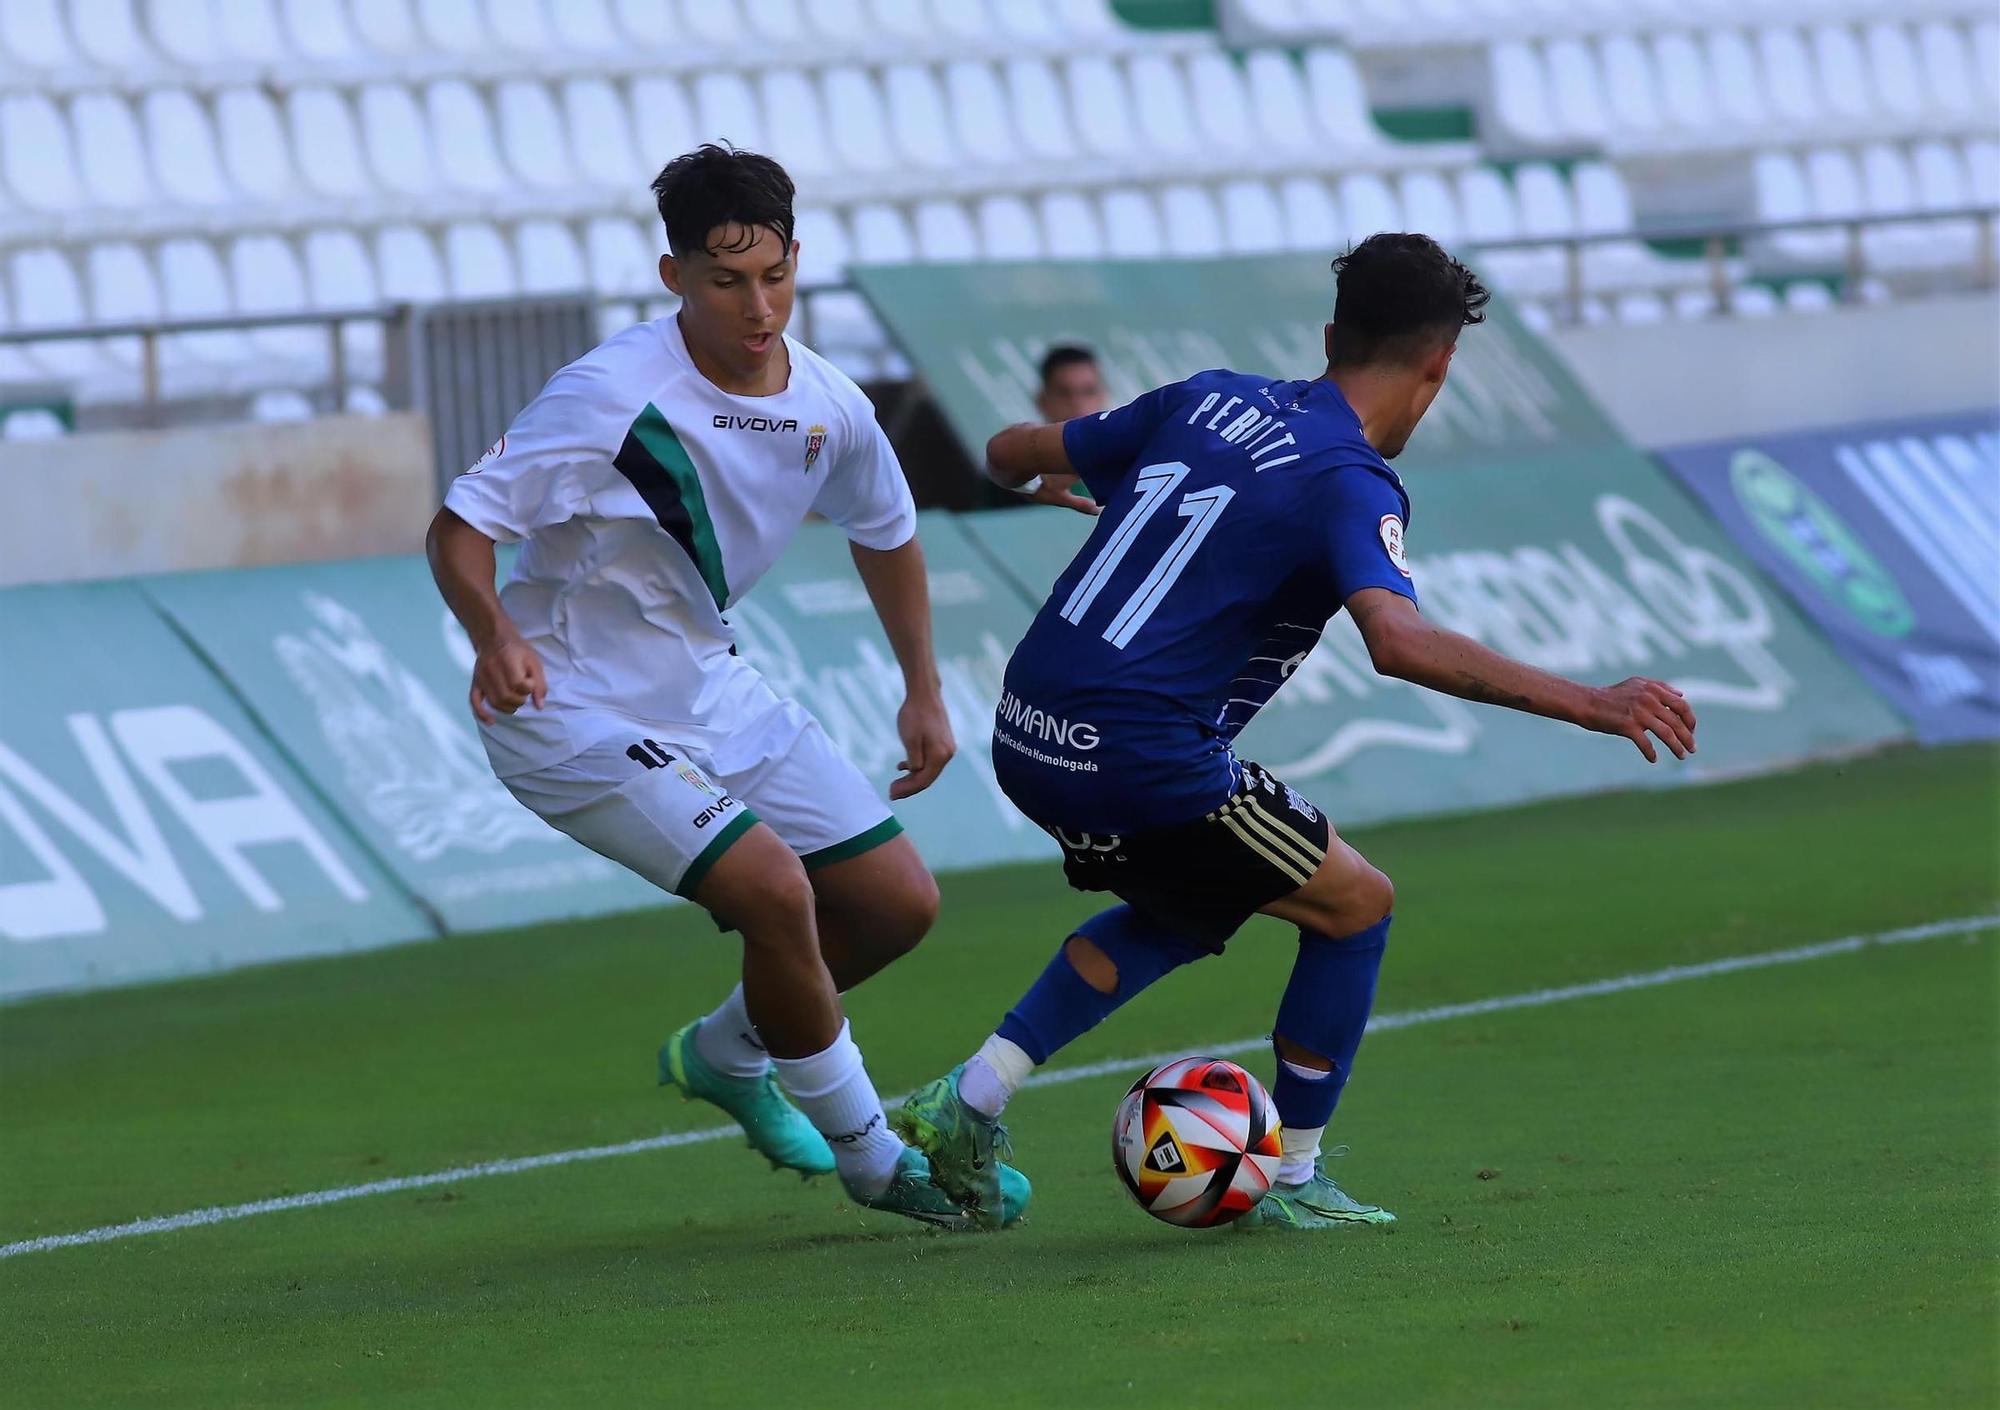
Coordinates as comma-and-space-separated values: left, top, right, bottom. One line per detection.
993, 369, 1418, 832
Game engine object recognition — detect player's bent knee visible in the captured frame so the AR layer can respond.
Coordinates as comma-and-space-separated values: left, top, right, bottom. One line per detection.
1063, 934, 1120, 995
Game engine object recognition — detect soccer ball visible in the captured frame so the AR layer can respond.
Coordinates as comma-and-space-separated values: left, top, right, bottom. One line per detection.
1111, 1056, 1283, 1227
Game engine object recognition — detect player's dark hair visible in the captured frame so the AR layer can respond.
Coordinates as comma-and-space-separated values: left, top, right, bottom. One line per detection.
1038, 344, 1099, 387
1328, 233, 1489, 369
651, 143, 796, 259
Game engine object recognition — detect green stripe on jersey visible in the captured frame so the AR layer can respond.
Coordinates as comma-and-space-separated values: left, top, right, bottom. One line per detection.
628, 405, 729, 609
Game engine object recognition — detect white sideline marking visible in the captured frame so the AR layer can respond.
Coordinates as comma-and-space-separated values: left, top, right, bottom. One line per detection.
4, 913, 1992, 1261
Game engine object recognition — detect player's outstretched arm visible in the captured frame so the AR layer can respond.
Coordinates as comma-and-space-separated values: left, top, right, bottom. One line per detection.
1347, 588, 1697, 763
850, 535, 957, 799
425, 507, 547, 724
985, 422, 1099, 516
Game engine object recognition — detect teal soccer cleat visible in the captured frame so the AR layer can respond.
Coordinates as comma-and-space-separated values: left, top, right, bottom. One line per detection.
658, 1020, 835, 1178
1236, 1157, 1398, 1231
859, 1146, 1031, 1231
888, 1063, 1014, 1230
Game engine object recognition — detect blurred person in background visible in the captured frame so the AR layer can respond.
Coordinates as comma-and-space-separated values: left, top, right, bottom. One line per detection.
1035, 344, 1110, 423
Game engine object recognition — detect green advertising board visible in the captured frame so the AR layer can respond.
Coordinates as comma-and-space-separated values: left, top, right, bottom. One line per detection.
141, 558, 662, 934
735, 512, 1056, 872
849, 255, 1623, 470
0, 581, 426, 998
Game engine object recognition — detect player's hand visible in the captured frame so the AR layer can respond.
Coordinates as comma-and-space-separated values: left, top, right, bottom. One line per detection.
1587, 677, 1696, 763
1023, 473, 1099, 517
469, 636, 547, 724
891, 692, 956, 799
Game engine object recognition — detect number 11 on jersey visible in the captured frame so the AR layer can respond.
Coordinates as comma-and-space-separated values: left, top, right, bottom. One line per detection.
1059, 461, 1236, 649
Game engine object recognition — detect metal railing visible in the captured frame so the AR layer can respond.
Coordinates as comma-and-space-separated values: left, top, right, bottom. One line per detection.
0, 207, 1993, 418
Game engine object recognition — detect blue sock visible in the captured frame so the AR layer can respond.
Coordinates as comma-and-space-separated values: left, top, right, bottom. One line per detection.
995, 905, 1208, 1064
1270, 915, 1391, 1131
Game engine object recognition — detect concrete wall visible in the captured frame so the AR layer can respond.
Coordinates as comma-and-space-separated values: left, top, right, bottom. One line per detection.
0, 413, 434, 586
1547, 291, 2000, 448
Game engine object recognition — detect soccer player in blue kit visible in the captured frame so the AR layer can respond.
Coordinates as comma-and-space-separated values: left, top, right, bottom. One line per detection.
892, 234, 1698, 1230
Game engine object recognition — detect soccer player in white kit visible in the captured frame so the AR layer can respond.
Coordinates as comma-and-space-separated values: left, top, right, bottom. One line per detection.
426, 145, 1029, 1229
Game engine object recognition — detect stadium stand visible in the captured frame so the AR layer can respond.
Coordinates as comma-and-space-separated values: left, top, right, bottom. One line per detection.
0, 0, 1992, 419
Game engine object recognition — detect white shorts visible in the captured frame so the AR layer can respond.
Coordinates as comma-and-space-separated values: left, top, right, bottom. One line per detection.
503, 697, 901, 899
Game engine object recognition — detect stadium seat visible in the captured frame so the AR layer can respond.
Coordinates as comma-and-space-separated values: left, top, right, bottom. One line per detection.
696, 71, 765, 151
445, 222, 517, 298
1065, 56, 1138, 157
427, 80, 508, 194
994, 0, 1061, 44
849, 203, 917, 264
485, 0, 554, 52
1242, 49, 1314, 152
1037, 191, 1106, 259
1302, 47, 1378, 147
1808, 24, 1872, 122
73, 0, 154, 69
1489, 41, 1558, 144
376, 224, 448, 301
1513, 163, 1576, 239
1278, 175, 1340, 252
882, 64, 955, 169
1397, 170, 1463, 245
1807, 146, 1867, 222
932, 0, 997, 44
792, 207, 853, 283
1161, 184, 1224, 257
303, 229, 379, 308
1731, 282, 1780, 316
349, 0, 421, 52
84, 241, 159, 371
1964, 138, 2000, 205
1755, 149, 1844, 263
1704, 28, 1769, 129
250, 389, 315, 420
142, 0, 216, 66
281, 0, 362, 61
1974, 19, 2000, 109
1005, 58, 1075, 162
1099, 188, 1166, 257
630, 76, 697, 172
2, 408, 70, 439
759, 70, 836, 179
1613, 289, 1668, 323
287, 90, 373, 199
977, 195, 1044, 259
231, 233, 325, 370
415, 0, 486, 53
1543, 38, 1610, 140
1187, 52, 1257, 154
1335, 172, 1398, 245
145, 91, 234, 208
513, 220, 590, 295
216, 89, 296, 202
1864, 22, 1926, 118
1783, 279, 1837, 311
583, 216, 655, 295
548, 0, 620, 52
1652, 33, 1716, 132
361, 84, 440, 196
944, 60, 1016, 166
1916, 20, 1979, 117
564, 79, 643, 189
1757, 27, 1823, 126
498, 82, 577, 190
158, 237, 254, 376
1600, 35, 1666, 135
1219, 179, 1286, 255
71, 95, 155, 209
2, 96, 87, 212
799, 0, 867, 45
1130, 55, 1199, 156
914, 199, 980, 261
2, 0, 75, 68
1672, 286, 1719, 319
217, 0, 291, 64
823, 68, 897, 173
866, 0, 928, 43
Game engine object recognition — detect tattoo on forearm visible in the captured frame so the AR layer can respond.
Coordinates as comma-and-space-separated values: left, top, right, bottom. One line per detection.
1455, 673, 1534, 710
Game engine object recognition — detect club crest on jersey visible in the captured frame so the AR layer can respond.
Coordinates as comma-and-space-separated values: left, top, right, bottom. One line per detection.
1379, 514, 1412, 577
803, 423, 827, 473
677, 764, 718, 797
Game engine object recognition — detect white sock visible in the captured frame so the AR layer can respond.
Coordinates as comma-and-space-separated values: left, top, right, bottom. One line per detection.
1278, 1123, 1324, 1186
958, 1034, 1035, 1118
770, 1020, 904, 1200
692, 985, 768, 1078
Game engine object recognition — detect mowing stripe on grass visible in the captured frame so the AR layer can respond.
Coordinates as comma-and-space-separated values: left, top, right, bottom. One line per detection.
4, 912, 1992, 1261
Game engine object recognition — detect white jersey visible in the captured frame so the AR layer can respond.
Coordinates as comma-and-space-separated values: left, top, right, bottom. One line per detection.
442, 314, 917, 778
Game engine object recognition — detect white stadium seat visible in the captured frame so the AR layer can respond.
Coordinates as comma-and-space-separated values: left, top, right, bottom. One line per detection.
304, 229, 379, 307
792, 207, 853, 282
976, 195, 1044, 259
630, 77, 697, 172
548, 0, 619, 51
1652, 33, 1715, 132
1704, 28, 1769, 129
427, 80, 508, 194
823, 68, 897, 173
498, 82, 577, 191
361, 84, 439, 196
1129, 55, 1199, 156
1037, 191, 1106, 259
884, 65, 956, 168
75, 0, 154, 68
350, 0, 421, 52
799, 0, 867, 44
1278, 175, 1340, 252
583, 216, 655, 295
144, 91, 233, 207
759, 70, 835, 180
281, 0, 361, 61
914, 198, 980, 261
1490, 41, 1558, 144
485, 0, 553, 52
1099, 188, 1166, 257
1864, 22, 1926, 118
87, 243, 164, 326
1397, 170, 1463, 245
444, 222, 517, 298
143, 0, 215, 66
1543, 38, 1610, 140
1302, 47, 1378, 147
1242, 49, 1314, 152
216, 89, 296, 202
849, 203, 917, 264
1807, 24, 1872, 122
513, 221, 589, 295
1219, 179, 1286, 255
1065, 56, 1138, 157
3, 96, 87, 212
71, 95, 155, 209
944, 60, 1017, 166
994, 0, 1061, 44
1005, 58, 1075, 163
1160, 183, 1224, 257
695, 71, 765, 151
2, 0, 75, 68
159, 237, 253, 373
564, 79, 643, 189
415, 0, 485, 52
376, 224, 447, 301
1916, 21, 1978, 117
1600, 35, 1665, 134
1757, 27, 1823, 126
1187, 52, 1257, 154
1337, 172, 1400, 243
287, 89, 371, 199
217, 0, 291, 64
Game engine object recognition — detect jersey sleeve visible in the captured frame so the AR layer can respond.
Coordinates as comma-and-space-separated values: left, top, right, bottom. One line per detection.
1059, 377, 1196, 499
813, 397, 918, 551
1324, 468, 1420, 606
441, 371, 609, 543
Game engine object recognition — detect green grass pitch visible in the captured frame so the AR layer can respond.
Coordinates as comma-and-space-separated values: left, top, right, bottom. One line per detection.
3, 743, 1996, 1408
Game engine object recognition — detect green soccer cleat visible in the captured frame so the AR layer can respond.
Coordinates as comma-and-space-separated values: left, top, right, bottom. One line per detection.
859, 1145, 1031, 1231
658, 1020, 835, 1179
1236, 1158, 1398, 1231
888, 1062, 1014, 1230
